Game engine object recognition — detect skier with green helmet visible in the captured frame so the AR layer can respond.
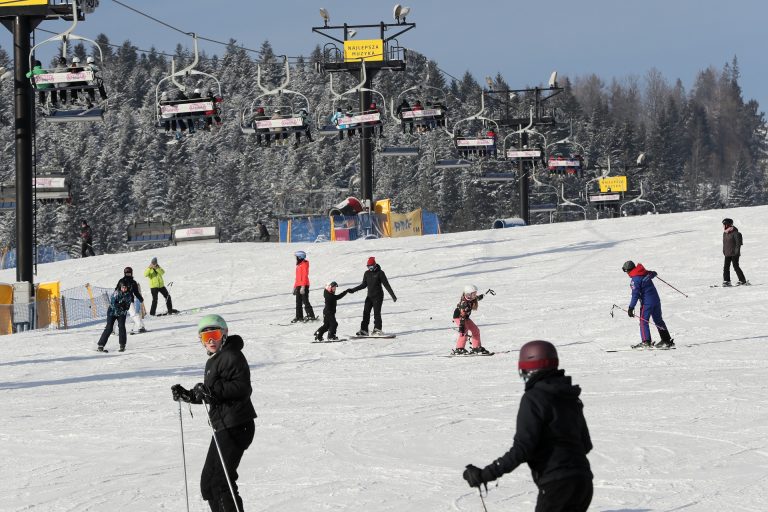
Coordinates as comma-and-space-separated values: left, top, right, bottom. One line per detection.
171, 314, 257, 512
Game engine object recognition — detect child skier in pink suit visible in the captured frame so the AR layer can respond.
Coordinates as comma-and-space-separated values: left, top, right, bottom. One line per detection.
452, 285, 490, 355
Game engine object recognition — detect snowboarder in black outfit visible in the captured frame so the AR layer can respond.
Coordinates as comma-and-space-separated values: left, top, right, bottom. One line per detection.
347, 257, 397, 336
257, 221, 270, 242
97, 282, 133, 352
463, 340, 593, 512
172, 314, 257, 512
314, 281, 349, 341
722, 218, 747, 286
80, 219, 95, 257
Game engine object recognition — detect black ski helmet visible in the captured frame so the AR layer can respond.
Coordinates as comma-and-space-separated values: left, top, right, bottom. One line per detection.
518, 340, 559, 381
622, 260, 636, 273
722, 218, 733, 226
123, 266, 133, 275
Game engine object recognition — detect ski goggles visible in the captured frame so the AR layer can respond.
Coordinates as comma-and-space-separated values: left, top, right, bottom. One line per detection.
465, 291, 477, 299
199, 328, 225, 345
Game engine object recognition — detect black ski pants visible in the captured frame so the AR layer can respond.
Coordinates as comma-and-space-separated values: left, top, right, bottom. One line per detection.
295, 289, 315, 320
97, 311, 126, 348
201, 420, 255, 512
723, 255, 746, 283
81, 240, 95, 257
150, 286, 173, 315
535, 475, 593, 512
316, 311, 338, 338
361, 294, 384, 331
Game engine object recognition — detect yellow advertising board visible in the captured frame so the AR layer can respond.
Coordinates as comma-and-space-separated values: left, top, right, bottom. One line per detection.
390, 209, 423, 238
0, 283, 12, 335
599, 176, 628, 193
36, 281, 61, 329
375, 199, 391, 237
344, 39, 384, 62
0, 0, 48, 6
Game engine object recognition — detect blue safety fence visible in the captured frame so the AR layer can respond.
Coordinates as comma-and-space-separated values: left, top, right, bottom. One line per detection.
1, 245, 71, 270
280, 210, 440, 242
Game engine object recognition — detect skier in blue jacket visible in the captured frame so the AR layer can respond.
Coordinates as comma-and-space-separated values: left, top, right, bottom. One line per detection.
623, 260, 674, 349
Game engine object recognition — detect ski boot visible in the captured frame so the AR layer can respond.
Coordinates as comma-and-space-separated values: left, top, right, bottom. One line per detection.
356, 329, 369, 336
97, 346, 106, 352
371, 328, 384, 336
138, 327, 147, 333
654, 339, 675, 349
470, 346, 490, 355
736, 281, 750, 286
290, 317, 303, 324
314, 331, 323, 342
119, 345, 126, 352
451, 347, 469, 355
631, 340, 653, 349
722, 281, 732, 287
328, 335, 339, 341
304, 315, 318, 322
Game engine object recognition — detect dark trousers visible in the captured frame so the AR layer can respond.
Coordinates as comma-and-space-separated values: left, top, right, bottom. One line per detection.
535, 476, 593, 512
150, 287, 173, 315
316, 311, 338, 338
259, 234, 270, 242
361, 294, 384, 331
81, 240, 95, 257
98, 311, 126, 348
723, 255, 746, 283
201, 420, 255, 512
295, 289, 315, 319
639, 303, 669, 343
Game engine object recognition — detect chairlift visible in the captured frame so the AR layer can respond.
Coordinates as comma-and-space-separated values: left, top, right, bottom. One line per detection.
126, 219, 173, 245
33, 174, 71, 203
554, 183, 587, 221
172, 223, 220, 245
28, 0, 108, 123
316, 60, 387, 140
155, 34, 223, 141
451, 92, 499, 159
240, 57, 313, 147
620, 181, 657, 216
545, 125, 586, 178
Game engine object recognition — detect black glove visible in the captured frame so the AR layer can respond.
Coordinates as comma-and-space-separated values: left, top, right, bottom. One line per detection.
627, 307, 635, 318
192, 383, 215, 404
293, 287, 299, 296
346, 288, 355, 294
171, 384, 192, 403
478, 294, 484, 300
463, 464, 485, 488
458, 319, 466, 335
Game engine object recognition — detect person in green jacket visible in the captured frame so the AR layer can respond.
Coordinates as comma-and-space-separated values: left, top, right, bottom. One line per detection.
25, 60, 56, 107
144, 257, 178, 315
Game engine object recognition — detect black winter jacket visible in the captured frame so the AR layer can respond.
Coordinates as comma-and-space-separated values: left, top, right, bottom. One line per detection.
323, 288, 349, 315
194, 335, 257, 431
483, 369, 592, 487
349, 264, 397, 300
723, 227, 743, 257
115, 276, 144, 303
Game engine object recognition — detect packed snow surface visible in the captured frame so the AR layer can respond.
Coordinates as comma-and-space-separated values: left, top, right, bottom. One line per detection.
2, 206, 767, 511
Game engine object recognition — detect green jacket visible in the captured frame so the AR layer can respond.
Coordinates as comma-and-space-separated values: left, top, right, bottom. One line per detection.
144, 266, 165, 288
26, 65, 52, 89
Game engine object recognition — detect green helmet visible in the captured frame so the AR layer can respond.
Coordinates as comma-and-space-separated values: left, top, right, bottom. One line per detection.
198, 314, 228, 334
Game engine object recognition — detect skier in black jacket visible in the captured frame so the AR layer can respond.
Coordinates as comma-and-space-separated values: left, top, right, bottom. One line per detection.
463, 340, 593, 512
116, 266, 146, 334
722, 217, 747, 286
347, 256, 397, 336
314, 281, 349, 341
172, 314, 257, 512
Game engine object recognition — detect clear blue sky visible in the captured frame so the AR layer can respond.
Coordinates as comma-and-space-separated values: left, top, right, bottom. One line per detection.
3, 0, 766, 113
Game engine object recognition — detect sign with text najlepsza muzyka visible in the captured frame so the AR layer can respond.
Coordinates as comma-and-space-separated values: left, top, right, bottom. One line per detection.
599, 176, 628, 193
344, 39, 384, 62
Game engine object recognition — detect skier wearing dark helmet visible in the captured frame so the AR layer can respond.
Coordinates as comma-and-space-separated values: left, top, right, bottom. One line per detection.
463, 340, 593, 512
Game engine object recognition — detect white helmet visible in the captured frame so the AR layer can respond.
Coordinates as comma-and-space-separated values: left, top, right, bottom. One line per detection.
194, 88, 201, 94
86, 56, 95, 64
72, 56, 80, 64
463, 284, 478, 296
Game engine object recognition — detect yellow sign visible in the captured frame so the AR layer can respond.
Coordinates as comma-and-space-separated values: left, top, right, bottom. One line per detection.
344, 39, 384, 62
390, 209, 423, 238
599, 176, 628, 193
0, 0, 48, 6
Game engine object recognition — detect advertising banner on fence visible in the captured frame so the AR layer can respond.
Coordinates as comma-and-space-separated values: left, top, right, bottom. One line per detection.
390, 209, 423, 238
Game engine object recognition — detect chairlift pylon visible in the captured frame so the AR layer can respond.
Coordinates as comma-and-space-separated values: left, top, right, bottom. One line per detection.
28, 0, 108, 123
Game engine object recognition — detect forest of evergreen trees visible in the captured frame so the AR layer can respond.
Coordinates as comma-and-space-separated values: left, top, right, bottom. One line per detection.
0, 36, 765, 257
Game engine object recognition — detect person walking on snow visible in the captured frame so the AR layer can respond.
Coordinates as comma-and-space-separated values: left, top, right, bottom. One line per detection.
463, 340, 593, 512
722, 218, 748, 286
314, 281, 349, 341
97, 282, 133, 352
347, 257, 397, 336
80, 219, 95, 257
144, 257, 178, 316
171, 314, 257, 512
452, 284, 490, 355
622, 260, 674, 349
292, 251, 316, 323
116, 266, 146, 334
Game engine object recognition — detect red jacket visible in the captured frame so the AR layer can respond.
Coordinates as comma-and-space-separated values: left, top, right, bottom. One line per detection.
294, 259, 310, 287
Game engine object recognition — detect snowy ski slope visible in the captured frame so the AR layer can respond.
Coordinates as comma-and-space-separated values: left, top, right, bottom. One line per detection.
2, 206, 767, 511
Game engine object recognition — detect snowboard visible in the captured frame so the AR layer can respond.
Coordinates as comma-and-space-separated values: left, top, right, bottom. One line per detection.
605, 346, 677, 353
311, 338, 347, 343
129, 330, 149, 335
440, 351, 496, 357
350, 334, 397, 339
710, 281, 753, 288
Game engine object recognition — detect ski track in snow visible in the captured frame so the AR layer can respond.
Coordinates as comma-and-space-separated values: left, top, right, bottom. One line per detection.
2, 206, 768, 511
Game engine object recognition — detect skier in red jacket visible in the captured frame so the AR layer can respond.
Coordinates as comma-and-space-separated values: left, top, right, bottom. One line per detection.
292, 251, 316, 323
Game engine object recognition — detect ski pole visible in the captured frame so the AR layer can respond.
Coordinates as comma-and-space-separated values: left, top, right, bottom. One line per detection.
610, 304, 668, 331
203, 401, 241, 512
484, 289, 496, 296
655, 276, 689, 298
178, 402, 190, 512
477, 486, 489, 512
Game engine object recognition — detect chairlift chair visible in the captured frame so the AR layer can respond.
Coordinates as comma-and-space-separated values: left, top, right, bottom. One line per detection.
240, 57, 312, 147
172, 223, 221, 245
33, 174, 71, 203
545, 129, 587, 178
155, 34, 223, 141
28, 0, 108, 123
437, 92, 499, 166
126, 219, 173, 245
